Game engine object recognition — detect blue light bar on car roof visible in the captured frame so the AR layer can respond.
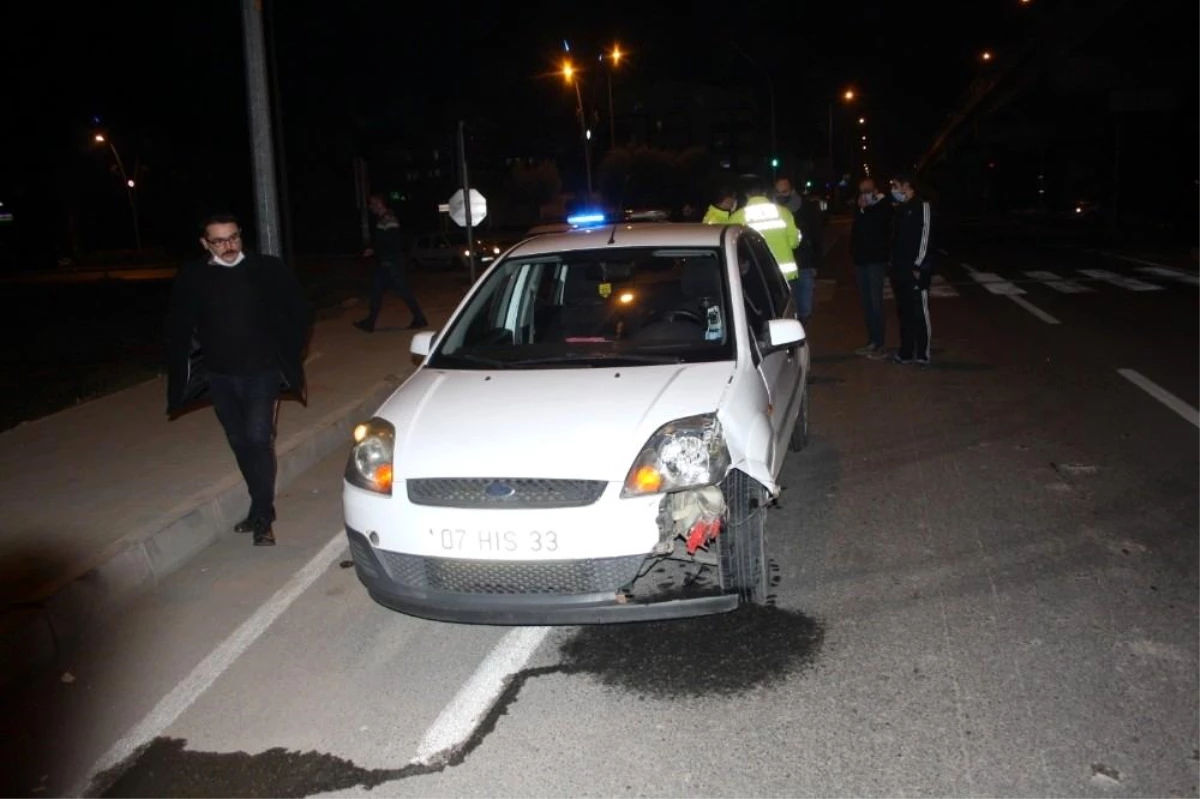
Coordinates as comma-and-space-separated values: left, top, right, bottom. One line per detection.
567, 212, 607, 227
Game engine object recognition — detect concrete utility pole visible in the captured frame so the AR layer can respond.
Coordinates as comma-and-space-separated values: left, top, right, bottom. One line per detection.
241, 0, 282, 255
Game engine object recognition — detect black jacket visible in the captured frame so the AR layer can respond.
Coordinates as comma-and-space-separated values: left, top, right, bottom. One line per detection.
850, 196, 892, 265
891, 197, 934, 282
165, 253, 312, 416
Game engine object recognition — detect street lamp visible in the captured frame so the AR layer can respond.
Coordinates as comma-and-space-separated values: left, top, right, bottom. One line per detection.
600, 44, 623, 149
829, 87, 856, 182
563, 60, 594, 199
93, 133, 141, 251
981, 51, 994, 62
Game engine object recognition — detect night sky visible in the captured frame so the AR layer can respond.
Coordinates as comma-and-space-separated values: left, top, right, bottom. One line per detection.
1, 0, 1195, 258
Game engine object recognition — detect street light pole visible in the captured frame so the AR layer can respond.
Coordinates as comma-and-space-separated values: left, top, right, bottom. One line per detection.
95, 134, 141, 251
564, 63, 593, 199
240, 0, 282, 256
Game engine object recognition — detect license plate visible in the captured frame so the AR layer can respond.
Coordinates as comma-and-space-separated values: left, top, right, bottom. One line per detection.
429, 527, 560, 554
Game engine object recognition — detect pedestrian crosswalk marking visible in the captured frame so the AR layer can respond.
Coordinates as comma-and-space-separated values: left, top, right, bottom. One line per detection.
971, 272, 1027, 295
1077, 269, 1163, 292
1136, 266, 1199, 287
1024, 270, 1093, 294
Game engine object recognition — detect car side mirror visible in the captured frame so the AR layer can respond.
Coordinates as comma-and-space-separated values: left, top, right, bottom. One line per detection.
763, 318, 806, 353
410, 330, 436, 359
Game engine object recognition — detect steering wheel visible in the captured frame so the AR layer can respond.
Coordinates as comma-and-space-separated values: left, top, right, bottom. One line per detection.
657, 308, 706, 325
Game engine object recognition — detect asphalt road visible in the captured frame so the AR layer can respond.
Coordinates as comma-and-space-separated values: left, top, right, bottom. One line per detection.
1, 220, 1196, 798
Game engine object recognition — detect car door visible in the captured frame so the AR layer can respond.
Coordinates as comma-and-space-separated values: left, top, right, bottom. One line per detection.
737, 235, 798, 477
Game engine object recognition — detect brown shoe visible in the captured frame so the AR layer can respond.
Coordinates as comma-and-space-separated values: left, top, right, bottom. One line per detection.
252, 519, 276, 547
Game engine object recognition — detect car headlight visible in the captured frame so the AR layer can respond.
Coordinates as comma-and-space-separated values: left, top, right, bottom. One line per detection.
621, 414, 731, 497
345, 417, 395, 495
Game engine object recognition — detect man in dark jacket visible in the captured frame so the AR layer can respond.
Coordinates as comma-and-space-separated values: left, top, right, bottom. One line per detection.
354, 194, 427, 333
888, 170, 934, 365
165, 213, 311, 546
850, 176, 892, 358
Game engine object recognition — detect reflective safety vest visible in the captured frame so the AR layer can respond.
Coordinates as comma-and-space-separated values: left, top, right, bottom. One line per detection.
730, 196, 801, 281
702, 204, 733, 224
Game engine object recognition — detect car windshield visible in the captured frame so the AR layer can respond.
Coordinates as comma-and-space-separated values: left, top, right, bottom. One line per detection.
428, 246, 735, 369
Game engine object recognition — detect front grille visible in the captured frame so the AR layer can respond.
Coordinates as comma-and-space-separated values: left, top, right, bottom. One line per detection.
375, 551, 646, 595
407, 478, 607, 509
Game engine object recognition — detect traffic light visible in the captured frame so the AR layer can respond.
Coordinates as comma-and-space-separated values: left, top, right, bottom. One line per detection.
770, 157, 779, 168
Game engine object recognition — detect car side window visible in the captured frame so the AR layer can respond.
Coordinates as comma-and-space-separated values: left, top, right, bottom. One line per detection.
745, 233, 793, 318
736, 237, 772, 336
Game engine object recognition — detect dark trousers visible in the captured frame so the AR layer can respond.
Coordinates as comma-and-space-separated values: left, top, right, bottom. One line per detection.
365, 258, 425, 327
209, 370, 279, 523
890, 267, 931, 361
855, 262, 888, 349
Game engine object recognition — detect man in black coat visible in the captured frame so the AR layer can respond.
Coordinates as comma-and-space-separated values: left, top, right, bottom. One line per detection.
165, 213, 311, 546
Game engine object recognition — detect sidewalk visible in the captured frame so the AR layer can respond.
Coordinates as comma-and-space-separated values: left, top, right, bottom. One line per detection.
0, 271, 470, 686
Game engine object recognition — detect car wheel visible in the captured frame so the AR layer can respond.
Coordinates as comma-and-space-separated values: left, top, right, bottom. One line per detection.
719, 469, 769, 605
789, 388, 809, 452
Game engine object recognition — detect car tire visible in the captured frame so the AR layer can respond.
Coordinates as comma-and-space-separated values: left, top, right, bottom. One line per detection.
719, 469, 769, 605
789, 388, 809, 452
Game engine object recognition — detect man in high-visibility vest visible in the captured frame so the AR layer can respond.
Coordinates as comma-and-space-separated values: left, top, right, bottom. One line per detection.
730, 178, 801, 286
701, 185, 737, 224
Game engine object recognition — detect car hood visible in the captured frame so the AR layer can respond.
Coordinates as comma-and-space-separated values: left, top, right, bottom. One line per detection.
378, 362, 736, 481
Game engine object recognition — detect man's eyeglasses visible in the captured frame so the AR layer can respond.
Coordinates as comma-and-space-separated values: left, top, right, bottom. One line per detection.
205, 231, 242, 247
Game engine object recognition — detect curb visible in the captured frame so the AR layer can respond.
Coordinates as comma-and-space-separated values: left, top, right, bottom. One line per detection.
0, 374, 405, 688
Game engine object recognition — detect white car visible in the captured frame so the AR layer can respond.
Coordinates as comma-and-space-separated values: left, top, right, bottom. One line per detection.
342, 222, 810, 624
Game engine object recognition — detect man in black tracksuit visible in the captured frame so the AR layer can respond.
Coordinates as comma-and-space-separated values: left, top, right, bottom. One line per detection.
888, 170, 934, 365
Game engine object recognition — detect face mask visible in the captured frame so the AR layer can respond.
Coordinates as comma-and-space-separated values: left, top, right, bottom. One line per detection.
891, 190, 906, 202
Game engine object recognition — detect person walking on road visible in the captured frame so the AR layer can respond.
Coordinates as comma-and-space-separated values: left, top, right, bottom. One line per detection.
702, 185, 738, 224
850, 176, 892, 359
888, 170, 934, 365
354, 194, 427, 333
165, 213, 312, 546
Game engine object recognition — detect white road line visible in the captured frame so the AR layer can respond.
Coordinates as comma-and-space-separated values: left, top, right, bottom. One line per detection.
73, 532, 350, 797
1136, 266, 1200, 287
1117, 369, 1200, 429
414, 625, 552, 765
960, 262, 978, 274
970, 272, 1026, 295
1024, 270, 1093, 294
1077, 268, 1163, 292
929, 274, 959, 298
1006, 294, 1061, 325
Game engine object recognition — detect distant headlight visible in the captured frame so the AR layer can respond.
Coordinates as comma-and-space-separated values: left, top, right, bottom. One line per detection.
622, 414, 730, 497
345, 417, 394, 495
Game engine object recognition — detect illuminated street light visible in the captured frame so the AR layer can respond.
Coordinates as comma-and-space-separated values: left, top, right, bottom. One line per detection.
92, 130, 141, 251
981, 51, 993, 62
561, 60, 592, 197
858, 117, 866, 125
844, 89, 856, 101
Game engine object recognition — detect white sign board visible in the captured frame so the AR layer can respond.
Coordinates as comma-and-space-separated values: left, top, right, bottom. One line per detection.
447, 188, 487, 228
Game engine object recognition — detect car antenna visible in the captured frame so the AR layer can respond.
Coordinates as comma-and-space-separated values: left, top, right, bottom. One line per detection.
607, 222, 618, 245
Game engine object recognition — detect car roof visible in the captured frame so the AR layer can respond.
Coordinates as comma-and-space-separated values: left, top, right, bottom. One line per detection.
507, 222, 736, 258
